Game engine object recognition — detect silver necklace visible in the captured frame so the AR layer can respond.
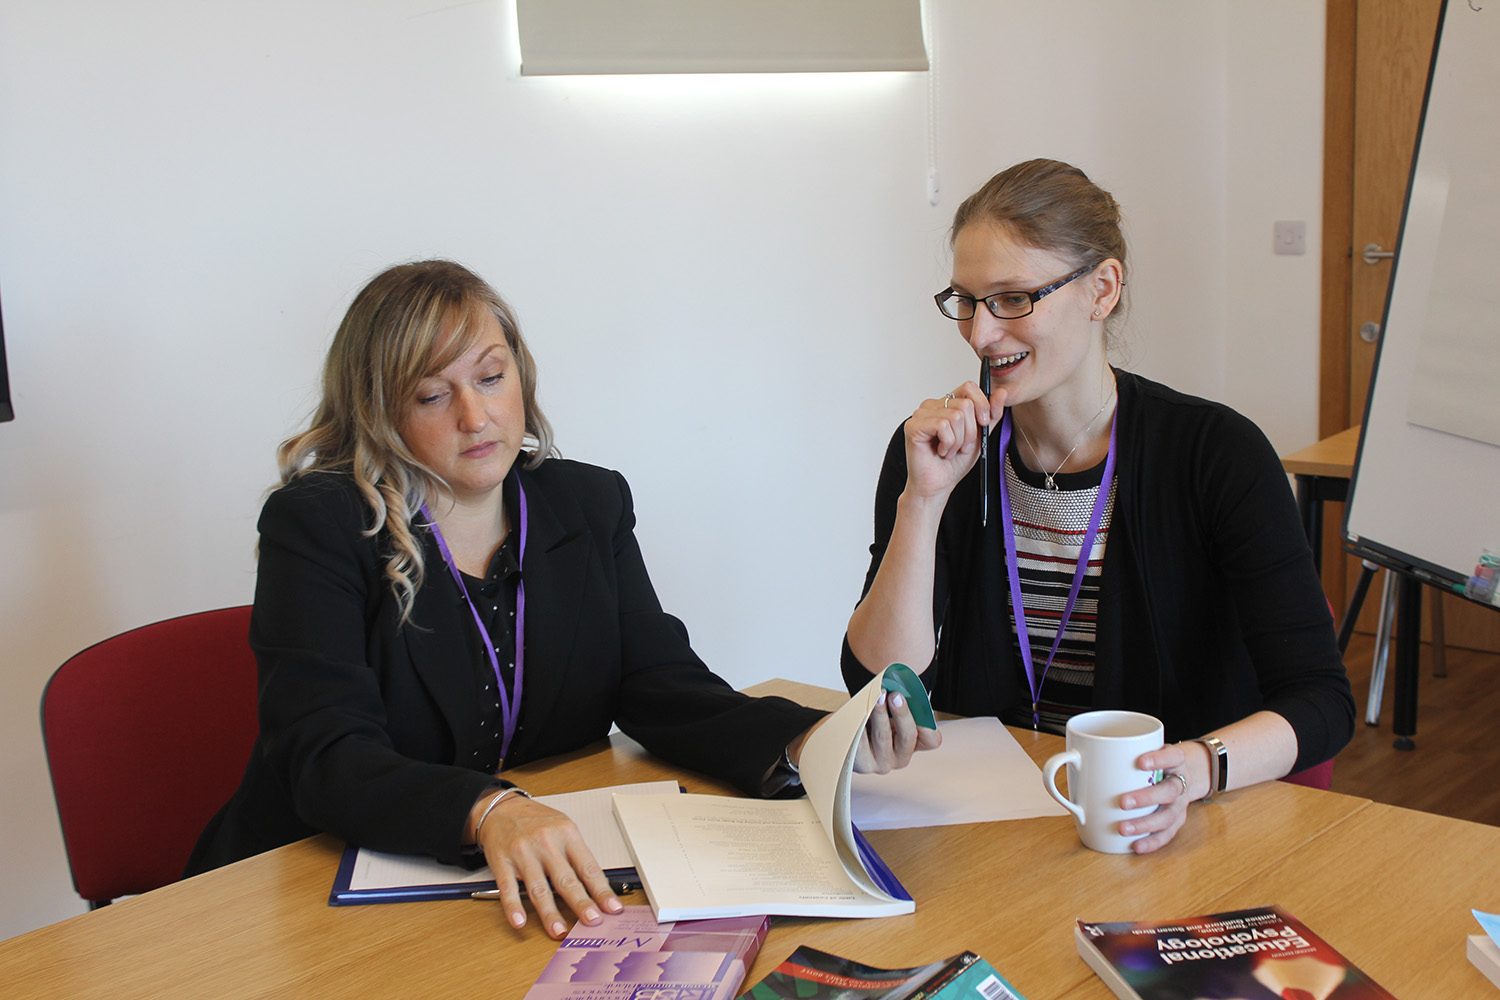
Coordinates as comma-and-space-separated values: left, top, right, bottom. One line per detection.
1016, 393, 1116, 491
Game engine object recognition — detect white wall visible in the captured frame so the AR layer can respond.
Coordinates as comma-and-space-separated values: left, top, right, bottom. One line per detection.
0, 0, 1326, 939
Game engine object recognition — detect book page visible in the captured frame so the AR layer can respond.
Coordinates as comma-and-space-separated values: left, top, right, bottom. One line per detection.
611, 793, 914, 920
798, 666, 921, 899
347, 780, 678, 891
347, 848, 495, 891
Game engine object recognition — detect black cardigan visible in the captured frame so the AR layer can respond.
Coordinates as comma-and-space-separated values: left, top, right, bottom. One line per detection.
842, 371, 1354, 773
187, 459, 822, 875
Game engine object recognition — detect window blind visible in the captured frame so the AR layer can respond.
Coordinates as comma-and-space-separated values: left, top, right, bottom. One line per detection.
516, 0, 928, 76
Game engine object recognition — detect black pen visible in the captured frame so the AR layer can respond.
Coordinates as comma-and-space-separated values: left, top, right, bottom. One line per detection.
980, 357, 990, 527
471, 878, 640, 900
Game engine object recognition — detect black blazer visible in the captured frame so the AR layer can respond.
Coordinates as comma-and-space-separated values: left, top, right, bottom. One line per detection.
187, 458, 822, 874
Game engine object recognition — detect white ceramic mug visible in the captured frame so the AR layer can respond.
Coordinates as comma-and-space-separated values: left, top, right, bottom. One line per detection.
1041, 710, 1165, 853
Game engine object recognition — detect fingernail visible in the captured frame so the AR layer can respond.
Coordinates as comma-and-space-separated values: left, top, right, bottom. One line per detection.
876, 691, 887, 706
890, 693, 904, 708
551, 920, 567, 937
1121, 796, 1134, 809
1120, 822, 1133, 835
605, 897, 624, 913
510, 911, 526, 928
584, 907, 600, 923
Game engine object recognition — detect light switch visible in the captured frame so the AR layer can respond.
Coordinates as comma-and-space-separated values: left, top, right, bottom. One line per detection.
1274, 220, 1306, 255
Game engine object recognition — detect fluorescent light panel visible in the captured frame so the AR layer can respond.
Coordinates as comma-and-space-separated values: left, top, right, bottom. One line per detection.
516, 0, 928, 76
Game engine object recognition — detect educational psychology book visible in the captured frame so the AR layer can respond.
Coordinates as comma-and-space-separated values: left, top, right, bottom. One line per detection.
522, 905, 769, 1000
1075, 906, 1397, 1000
738, 944, 1028, 1000
612, 664, 934, 920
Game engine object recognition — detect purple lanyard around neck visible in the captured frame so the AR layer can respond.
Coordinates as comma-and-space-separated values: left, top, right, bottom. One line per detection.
996, 410, 1116, 728
421, 479, 528, 766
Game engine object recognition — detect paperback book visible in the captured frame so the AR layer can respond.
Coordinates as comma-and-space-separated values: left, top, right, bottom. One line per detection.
1470, 908, 1500, 990
523, 905, 769, 1000
738, 944, 1027, 1000
613, 664, 933, 920
1075, 905, 1397, 1000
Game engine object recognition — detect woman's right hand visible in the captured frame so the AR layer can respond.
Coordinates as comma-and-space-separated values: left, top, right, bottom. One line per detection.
468, 790, 624, 938
903, 380, 1005, 501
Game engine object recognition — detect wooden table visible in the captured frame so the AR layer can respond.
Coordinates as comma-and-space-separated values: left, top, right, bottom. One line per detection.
6, 681, 1499, 999
1280, 424, 1362, 579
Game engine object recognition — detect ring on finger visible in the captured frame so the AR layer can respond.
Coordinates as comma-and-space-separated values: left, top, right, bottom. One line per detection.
943, 392, 955, 408
1168, 771, 1190, 799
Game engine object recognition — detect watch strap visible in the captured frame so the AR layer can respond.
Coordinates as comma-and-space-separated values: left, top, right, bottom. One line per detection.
1193, 736, 1228, 803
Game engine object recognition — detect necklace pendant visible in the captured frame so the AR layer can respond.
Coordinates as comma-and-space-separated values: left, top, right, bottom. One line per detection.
1044, 476, 1059, 491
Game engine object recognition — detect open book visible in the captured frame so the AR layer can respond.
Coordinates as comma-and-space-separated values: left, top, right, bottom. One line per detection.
612, 663, 933, 920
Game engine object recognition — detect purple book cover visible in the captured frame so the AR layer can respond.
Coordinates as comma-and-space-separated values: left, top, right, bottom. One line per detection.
524, 906, 770, 1000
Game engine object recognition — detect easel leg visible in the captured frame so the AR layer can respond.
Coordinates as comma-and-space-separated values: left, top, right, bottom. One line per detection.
1393, 574, 1422, 750
1430, 587, 1447, 678
1364, 570, 1398, 726
1340, 560, 1378, 654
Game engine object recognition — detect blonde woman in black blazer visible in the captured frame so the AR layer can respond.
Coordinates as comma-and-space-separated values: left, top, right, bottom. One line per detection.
188, 260, 937, 938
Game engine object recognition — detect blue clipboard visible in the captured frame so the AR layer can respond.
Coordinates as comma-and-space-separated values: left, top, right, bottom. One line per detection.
328, 843, 641, 906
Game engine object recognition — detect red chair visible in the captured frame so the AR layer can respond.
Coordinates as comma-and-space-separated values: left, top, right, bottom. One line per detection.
1280, 759, 1334, 790
41, 606, 258, 907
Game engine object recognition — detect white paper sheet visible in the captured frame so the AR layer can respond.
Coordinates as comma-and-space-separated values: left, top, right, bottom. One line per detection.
850, 716, 1067, 830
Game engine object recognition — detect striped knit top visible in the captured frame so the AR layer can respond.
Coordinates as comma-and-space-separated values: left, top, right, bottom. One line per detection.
1003, 436, 1116, 733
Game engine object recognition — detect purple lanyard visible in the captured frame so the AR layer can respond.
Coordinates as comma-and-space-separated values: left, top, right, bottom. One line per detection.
421, 480, 528, 765
996, 411, 1116, 728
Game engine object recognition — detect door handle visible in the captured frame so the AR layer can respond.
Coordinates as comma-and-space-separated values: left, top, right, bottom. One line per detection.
1361, 242, 1395, 265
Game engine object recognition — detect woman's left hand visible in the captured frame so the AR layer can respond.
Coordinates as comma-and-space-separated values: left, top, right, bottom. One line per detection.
1117, 743, 1195, 854
787, 691, 942, 776
853, 690, 942, 773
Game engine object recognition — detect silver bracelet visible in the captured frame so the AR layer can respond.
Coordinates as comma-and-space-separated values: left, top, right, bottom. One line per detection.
782, 744, 800, 776
473, 785, 532, 842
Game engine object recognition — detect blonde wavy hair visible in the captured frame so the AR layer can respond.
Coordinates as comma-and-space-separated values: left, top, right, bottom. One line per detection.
278, 260, 556, 622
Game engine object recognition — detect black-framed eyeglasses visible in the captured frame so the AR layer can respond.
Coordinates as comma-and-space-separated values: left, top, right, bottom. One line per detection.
933, 261, 1099, 321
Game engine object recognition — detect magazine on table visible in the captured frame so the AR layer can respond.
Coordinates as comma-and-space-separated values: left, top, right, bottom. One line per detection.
522, 905, 768, 1000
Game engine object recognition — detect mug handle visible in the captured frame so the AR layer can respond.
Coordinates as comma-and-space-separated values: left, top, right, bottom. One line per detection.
1042, 750, 1085, 823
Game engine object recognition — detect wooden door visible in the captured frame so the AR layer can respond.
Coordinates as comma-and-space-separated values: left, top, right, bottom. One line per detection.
1322, 0, 1500, 652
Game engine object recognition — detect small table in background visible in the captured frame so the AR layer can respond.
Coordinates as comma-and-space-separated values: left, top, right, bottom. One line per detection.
1279, 424, 1362, 579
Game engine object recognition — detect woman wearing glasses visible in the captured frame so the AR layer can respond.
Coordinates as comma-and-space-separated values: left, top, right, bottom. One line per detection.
843, 160, 1353, 852
187, 260, 937, 936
